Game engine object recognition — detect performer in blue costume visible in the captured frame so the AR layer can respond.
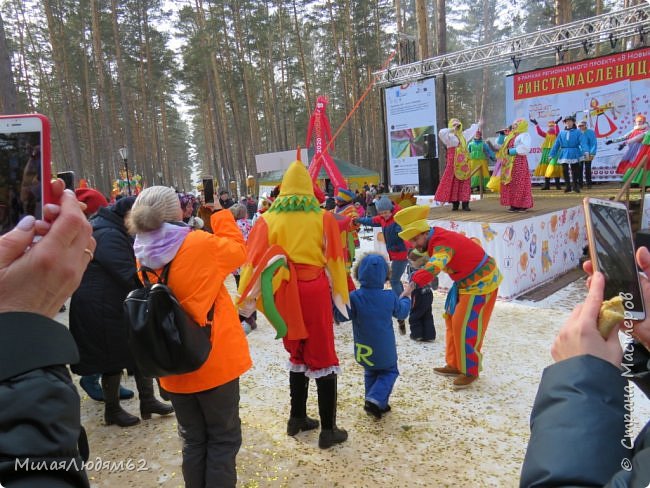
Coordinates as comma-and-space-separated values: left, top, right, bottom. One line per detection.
549, 114, 584, 193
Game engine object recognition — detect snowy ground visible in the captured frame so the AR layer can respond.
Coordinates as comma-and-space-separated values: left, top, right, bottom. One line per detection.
63, 229, 650, 487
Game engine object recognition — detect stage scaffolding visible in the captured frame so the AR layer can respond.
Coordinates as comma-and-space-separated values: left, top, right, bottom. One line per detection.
374, 4, 649, 87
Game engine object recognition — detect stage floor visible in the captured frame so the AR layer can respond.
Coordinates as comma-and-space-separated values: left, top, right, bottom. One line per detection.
426, 183, 627, 223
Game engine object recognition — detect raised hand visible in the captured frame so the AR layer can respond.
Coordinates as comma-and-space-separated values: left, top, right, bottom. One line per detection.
551, 272, 622, 367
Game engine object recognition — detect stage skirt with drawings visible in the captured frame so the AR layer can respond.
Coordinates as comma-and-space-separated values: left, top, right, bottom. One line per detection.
469, 157, 490, 188
534, 147, 552, 177
617, 140, 644, 174
435, 147, 471, 203
544, 155, 563, 178
500, 155, 534, 209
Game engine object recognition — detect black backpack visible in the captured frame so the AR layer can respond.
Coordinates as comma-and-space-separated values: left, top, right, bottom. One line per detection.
124, 262, 213, 377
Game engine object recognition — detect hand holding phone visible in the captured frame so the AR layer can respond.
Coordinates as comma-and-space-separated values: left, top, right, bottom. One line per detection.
584, 197, 646, 320
551, 271, 624, 368
0, 180, 94, 317
57, 171, 75, 190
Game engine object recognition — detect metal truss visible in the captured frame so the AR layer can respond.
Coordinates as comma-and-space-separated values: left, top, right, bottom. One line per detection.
374, 4, 649, 87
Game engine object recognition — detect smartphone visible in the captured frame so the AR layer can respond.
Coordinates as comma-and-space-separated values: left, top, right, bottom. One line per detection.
202, 176, 214, 204
0, 114, 52, 236
584, 197, 646, 320
57, 171, 75, 190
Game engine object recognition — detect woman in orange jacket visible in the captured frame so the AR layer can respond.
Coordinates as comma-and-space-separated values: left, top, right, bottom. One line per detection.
127, 186, 251, 488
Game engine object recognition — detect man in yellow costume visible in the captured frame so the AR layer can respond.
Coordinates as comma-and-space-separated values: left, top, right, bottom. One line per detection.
237, 158, 350, 449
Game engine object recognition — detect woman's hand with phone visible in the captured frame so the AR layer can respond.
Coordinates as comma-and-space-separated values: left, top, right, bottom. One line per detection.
584, 249, 650, 350
0, 179, 95, 317
551, 271, 623, 367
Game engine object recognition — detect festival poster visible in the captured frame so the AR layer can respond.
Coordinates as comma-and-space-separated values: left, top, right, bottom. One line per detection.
506, 47, 650, 181
384, 78, 437, 186
520, 80, 632, 180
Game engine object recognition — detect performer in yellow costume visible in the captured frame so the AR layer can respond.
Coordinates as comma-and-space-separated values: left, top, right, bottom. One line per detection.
237, 158, 350, 449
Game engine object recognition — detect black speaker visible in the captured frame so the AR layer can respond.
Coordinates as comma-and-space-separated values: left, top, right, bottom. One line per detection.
418, 158, 440, 195
423, 133, 437, 159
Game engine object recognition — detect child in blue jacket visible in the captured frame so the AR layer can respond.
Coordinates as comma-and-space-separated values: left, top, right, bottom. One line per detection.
343, 253, 412, 419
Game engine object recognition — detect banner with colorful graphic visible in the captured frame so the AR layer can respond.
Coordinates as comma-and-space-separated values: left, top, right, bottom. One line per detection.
385, 78, 438, 186
505, 48, 650, 181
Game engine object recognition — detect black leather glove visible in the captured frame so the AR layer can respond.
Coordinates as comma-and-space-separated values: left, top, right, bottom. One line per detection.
618, 143, 626, 151
529, 118, 538, 125
605, 140, 613, 145
555, 117, 562, 124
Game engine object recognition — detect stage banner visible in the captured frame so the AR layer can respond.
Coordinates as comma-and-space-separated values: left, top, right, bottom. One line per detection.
385, 78, 437, 186
505, 48, 650, 182
429, 205, 587, 300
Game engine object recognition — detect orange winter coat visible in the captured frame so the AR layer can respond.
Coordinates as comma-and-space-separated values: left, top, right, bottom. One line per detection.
152, 211, 251, 394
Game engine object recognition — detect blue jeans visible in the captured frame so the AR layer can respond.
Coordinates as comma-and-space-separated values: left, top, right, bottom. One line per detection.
364, 364, 399, 410
390, 259, 408, 296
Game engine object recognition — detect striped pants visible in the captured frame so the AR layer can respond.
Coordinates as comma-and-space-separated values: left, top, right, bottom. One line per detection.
444, 291, 497, 377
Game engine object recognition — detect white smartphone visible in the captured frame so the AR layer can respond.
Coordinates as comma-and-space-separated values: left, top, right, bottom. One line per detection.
0, 114, 52, 236
584, 197, 646, 320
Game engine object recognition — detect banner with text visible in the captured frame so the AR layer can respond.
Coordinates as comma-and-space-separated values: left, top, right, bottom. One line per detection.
505, 48, 650, 181
385, 78, 437, 186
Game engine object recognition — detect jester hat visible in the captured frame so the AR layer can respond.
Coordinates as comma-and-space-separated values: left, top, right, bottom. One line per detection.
395, 205, 430, 241
335, 188, 356, 203
269, 160, 321, 213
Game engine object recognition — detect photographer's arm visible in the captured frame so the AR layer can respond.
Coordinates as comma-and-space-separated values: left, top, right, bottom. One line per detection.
521, 273, 647, 487
0, 180, 92, 487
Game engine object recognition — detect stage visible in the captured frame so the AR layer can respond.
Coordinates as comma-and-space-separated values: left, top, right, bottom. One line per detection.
415, 187, 626, 300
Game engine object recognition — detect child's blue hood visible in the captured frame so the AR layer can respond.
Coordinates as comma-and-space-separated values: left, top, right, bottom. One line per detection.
358, 254, 389, 289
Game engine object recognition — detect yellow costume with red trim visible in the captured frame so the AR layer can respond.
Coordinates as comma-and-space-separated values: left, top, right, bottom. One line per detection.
238, 160, 349, 375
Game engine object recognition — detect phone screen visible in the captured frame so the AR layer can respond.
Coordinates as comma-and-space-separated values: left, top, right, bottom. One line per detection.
57, 171, 75, 190
0, 128, 43, 236
587, 199, 645, 318
203, 178, 214, 204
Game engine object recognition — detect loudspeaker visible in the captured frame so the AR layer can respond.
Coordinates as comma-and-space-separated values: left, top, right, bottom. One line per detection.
418, 158, 440, 195
423, 133, 437, 159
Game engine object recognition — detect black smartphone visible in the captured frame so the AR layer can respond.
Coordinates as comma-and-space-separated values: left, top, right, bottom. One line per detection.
584, 197, 646, 320
0, 114, 52, 236
57, 171, 75, 190
202, 177, 214, 204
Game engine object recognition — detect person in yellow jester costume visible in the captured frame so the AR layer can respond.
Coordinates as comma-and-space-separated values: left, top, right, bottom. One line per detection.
237, 158, 350, 448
